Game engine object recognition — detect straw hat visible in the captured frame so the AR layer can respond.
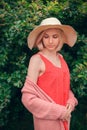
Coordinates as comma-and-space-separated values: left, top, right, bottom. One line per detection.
27, 17, 77, 49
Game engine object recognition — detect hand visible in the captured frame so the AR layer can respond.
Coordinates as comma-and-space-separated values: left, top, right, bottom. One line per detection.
62, 104, 72, 121
66, 103, 73, 112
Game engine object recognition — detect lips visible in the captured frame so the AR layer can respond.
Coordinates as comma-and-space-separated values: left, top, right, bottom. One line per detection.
48, 45, 55, 48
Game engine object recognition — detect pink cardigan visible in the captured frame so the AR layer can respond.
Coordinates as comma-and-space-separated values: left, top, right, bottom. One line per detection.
21, 77, 78, 130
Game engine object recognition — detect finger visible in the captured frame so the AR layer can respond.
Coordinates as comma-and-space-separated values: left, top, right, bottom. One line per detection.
66, 104, 69, 109
66, 105, 72, 113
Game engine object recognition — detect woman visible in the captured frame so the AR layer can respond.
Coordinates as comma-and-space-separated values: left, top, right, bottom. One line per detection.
21, 17, 78, 130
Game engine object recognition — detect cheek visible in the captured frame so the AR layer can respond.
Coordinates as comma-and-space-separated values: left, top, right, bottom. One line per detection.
57, 37, 62, 43
54, 38, 60, 44
43, 38, 48, 44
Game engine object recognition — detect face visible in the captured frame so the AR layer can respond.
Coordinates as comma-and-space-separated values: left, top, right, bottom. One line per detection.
42, 28, 63, 51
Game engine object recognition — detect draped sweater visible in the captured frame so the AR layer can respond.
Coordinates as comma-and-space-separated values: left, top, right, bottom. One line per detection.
21, 53, 78, 130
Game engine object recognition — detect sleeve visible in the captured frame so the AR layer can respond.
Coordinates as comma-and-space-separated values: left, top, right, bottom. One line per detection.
67, 90, 78, 111
21, 79, 67, 120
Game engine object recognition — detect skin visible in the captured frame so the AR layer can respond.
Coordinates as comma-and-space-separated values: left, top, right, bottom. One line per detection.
27, 28, 72, 121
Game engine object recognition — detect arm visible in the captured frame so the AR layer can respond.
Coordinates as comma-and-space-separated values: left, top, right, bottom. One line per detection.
27, 54, 41, 83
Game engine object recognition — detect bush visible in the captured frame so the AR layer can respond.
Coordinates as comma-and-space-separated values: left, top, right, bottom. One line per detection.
0, 0, 87, 129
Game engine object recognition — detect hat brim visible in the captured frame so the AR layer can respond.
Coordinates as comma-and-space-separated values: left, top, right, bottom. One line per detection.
27, 24, 77, 49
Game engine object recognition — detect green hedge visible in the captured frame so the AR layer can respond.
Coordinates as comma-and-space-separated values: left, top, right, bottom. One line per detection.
0, 0, 87, 129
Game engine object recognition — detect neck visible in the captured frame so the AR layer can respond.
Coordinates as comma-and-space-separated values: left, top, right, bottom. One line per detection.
41, 49, 58, 58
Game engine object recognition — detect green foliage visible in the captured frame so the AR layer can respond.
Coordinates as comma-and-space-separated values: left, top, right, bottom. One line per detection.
0, 73, 11, 125
0, 0, 87, 129
71, 39, 87, 97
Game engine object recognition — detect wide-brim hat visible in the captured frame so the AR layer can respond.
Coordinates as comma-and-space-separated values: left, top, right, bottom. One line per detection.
27, 17, 77, 49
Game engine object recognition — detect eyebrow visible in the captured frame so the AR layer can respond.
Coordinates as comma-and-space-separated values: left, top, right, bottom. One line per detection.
44, 32, 59, 35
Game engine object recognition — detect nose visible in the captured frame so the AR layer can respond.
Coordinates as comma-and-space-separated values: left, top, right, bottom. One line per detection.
49, 37, 53, 44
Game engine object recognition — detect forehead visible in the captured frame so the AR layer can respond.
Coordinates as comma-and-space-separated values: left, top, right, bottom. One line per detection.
44, 28, 61, 34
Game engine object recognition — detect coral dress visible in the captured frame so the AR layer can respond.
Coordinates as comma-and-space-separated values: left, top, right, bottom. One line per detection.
37, 53, 70, 130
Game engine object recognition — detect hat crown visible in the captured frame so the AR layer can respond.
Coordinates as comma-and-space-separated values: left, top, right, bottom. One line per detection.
40, 17, 61, 26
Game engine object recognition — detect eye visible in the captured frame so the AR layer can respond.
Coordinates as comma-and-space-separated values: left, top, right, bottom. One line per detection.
53, 34, 59, 38
43, 34, 49, 39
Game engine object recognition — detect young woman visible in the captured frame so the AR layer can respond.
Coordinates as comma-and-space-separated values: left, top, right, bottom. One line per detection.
21, 17, 78, 130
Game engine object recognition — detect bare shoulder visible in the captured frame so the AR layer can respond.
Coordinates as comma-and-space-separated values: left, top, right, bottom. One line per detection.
27, 54, 42, 83
29, 54, 42, 65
